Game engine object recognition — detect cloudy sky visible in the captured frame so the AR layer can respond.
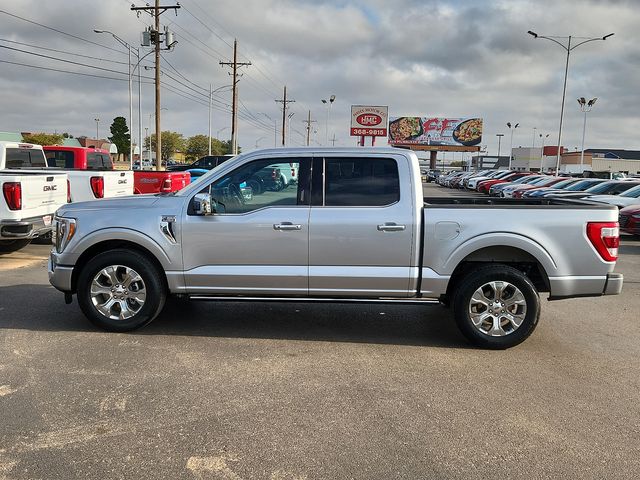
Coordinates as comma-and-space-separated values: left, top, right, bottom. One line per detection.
0, 0, 638, 157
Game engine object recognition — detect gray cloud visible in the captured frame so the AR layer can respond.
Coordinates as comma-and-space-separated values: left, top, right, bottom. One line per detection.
0, 0, 637, 155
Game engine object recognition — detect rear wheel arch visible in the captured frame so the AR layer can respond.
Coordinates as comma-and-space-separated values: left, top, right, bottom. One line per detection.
444, 245, 551, 301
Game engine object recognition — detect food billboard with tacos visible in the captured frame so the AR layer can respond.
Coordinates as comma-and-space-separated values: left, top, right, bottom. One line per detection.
388, 117, 483, 146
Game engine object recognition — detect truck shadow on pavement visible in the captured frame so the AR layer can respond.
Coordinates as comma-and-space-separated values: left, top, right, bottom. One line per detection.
0, 285, 469, 348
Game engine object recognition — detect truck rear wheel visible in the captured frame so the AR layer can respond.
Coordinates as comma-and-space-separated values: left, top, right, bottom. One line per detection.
77, 249, 166, 332
452, 265, 540, 349
0, 239, 32, 254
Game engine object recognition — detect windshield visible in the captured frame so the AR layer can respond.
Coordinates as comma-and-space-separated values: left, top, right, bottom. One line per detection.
619, 184, 640, 197
585, 182, 621, 194
549, 178, 578, 189
564, 179, 603, 191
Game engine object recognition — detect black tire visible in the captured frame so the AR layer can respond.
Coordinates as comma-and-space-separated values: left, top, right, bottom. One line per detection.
452, 265, 540, 349
77, 249, 167, 332
0, 239, 32, 254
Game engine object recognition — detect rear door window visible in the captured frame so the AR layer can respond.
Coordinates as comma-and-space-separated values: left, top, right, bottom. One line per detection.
5, 147, 48, 168
321, 157, 400, 206
45, 150, 75, 168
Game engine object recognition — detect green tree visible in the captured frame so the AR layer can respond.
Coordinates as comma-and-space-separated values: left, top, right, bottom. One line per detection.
145, 131, 185, 162
185, 134, 231, 160
22, 132, 64, 145
108, 116, 131, 159
449, 160, 467, 167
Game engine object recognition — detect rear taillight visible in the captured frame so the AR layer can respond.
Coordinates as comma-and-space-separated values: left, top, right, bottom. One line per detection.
2, 182, 22, 210
90, 176, 104, 198
67, 179, 72, 203
587, 222, 619, 262
161, 178, 172, 192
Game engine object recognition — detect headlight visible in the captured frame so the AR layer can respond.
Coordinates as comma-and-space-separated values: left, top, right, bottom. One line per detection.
53, 216, 76, 253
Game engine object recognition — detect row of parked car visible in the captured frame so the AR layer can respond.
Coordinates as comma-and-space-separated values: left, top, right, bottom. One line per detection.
434, 169, 640, 237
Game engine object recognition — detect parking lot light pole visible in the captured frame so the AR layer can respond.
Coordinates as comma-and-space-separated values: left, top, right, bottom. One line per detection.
528, 30, 613, 176
507, 122, 519, 170
321, 95, 336, 146
496, 133, 504, 161
578, 97, 597, 170
539, 133, 550, 172
258, 113, 277, 147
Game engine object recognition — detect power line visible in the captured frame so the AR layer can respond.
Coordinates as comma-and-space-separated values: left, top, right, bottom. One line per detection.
0, 59, 139, 82
160, 54, 208, 93
0, 44, 146, 77
0, 8, 128, 55
0, 38, 131, 66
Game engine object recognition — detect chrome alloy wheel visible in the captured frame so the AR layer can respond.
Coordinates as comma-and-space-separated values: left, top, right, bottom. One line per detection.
468, 281, 527, 336
90, 265, 147, 320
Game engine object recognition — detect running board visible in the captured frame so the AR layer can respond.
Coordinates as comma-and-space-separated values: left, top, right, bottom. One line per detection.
187, 295, 441, 305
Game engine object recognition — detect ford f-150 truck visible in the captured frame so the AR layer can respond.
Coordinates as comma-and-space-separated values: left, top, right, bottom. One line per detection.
1, 170, 68, 252
1, 142, 133, 202
48, 148, 623, 349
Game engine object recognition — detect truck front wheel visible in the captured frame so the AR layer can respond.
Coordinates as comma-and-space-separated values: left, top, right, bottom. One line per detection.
452, 265, 540, 349
77, 249, 167, 332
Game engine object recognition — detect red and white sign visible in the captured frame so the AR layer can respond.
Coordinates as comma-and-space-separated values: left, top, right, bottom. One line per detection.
350, 105, 388, 137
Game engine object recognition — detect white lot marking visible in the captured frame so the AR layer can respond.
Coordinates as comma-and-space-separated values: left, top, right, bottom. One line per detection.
270, 470, 307, 480
0, 458, 17, 479
186, 455, 242, 480
0, 385, 17, 397
99, 394, 128, 414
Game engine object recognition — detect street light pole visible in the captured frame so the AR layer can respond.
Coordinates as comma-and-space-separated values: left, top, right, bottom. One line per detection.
539, 133, 550, 172
496, 133, 504, 161
528, 30, 614, 175
507, 122, 519, 170
578, 97, 597, 170
94, 117, 100, 140
321, 95, 336, 146
258, 113, 277, 147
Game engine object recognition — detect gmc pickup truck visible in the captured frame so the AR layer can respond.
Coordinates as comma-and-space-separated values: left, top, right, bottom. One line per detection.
44, 145, 189, 194
1, 170, 68, 252
48, 148, 623, 349
0, 142, 133, 202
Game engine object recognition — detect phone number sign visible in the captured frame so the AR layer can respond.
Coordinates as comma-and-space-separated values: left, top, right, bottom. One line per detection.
350, 105, 388, 137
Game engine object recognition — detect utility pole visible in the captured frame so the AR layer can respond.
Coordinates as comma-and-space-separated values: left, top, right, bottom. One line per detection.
131, 1, 180, 170
220, 40, 251, 155
330, 133, 337, 147
303, 110, 316, 146
275, 86, 295, 146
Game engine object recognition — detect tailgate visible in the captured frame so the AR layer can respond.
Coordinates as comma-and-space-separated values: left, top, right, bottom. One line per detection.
2, 172, 67, 217
171, 172, 191, 190
103, 171, 134, 197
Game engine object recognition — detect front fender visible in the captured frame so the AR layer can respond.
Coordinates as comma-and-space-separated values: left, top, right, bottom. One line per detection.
61, 227, 173, 270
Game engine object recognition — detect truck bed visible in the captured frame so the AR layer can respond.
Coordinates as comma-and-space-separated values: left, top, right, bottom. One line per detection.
423, 196, 614, 208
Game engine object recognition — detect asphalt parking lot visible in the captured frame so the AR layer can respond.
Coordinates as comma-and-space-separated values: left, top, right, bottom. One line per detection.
1, 184, 639, 479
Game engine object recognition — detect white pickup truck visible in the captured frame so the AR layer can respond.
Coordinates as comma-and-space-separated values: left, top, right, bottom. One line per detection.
0, 170, 68, 252
0, 141, 133, 202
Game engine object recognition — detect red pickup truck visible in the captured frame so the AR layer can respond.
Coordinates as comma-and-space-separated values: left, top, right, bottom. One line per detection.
43, 146, 190, 194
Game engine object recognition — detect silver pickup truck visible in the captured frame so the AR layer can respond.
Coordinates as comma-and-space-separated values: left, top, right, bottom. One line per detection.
48, 148, 623, 349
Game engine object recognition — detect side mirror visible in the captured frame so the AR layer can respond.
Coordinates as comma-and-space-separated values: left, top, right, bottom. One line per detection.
193, 193, 216, 215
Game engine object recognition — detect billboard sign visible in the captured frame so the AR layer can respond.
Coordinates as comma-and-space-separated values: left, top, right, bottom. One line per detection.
350, 105, 388, 137
388, 117, 483, 146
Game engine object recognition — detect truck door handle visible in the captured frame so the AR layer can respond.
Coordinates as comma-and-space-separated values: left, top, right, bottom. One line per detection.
273, 222, 302, 231
377, 223, 406, 232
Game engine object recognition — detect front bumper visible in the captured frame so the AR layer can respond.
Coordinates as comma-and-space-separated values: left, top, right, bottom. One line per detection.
0, 215, 52, 240
48, 251, 74, 293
